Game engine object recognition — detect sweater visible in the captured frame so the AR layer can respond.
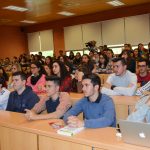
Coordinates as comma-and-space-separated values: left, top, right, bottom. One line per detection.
101, 70, 137, 96
63, 93, 116, 128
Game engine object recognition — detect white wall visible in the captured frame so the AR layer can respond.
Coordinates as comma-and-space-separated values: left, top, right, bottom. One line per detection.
64, 14, 150, 50
125, 14, 150, 45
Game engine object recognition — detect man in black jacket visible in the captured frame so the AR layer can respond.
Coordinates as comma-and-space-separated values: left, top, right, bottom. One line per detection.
6, 72, 39, 113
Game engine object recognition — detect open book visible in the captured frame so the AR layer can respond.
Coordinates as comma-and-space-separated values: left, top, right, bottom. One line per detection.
57, 125, 84, 136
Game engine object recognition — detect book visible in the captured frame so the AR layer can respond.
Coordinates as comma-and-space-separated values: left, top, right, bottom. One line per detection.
57, 125, 84, 136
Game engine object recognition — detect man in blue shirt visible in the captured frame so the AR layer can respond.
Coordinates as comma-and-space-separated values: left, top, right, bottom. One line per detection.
6, 72, 39, 113
63, 73, 116, 128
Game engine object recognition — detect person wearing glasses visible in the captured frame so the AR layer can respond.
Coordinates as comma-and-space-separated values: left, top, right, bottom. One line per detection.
136, 59, 150, 86
26, 62, 46, 94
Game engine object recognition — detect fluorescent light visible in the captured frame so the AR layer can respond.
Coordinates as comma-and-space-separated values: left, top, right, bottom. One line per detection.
20, 20, 36, 24
3, 5, 28, 12
57, 11, 75, 16
107, 0, 125, 6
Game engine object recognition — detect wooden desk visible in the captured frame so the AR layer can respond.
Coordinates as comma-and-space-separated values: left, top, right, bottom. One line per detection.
69, 93, 140, 120
0, 111, 149, 150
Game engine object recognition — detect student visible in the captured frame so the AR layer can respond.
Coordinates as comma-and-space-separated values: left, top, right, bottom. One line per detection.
52, 61, 72, 92
127, 93, 150, 122
7, 63, 22, 89
136, 59, 150, 86
127, 81, 150, 122
136, 81, 150, 96
26, 61, 46, 94
63, 73, 116, 128
6, 72, 39, 113
0, 77, 10, 110
25, 75, 72, 120
101, 57, 137, 96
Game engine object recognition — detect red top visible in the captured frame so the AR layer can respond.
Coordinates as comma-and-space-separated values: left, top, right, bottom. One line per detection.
60, 76, 72, 92
137, 72, 150, 86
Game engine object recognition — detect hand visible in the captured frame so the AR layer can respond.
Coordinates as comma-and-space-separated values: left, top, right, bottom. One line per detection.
67, 116, 84, 128
143, 91, 150, 96
24, 109, 37, 120
77, 72, 84, 82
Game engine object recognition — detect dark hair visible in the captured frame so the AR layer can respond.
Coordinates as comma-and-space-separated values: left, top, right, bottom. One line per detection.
30, 61, 46, 74
82, 73, 101, 90
0, 66, 8, 81
45, 75, 61, 86
12, 71, 26, 81
0, 77, 5, 87
99, 54, 108, 68
138, 58, 148, 66
112, 57, 127, 66
52, 61, 70, 81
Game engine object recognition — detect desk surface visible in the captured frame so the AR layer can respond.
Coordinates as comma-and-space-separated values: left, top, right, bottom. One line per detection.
69, 92, 140, 106
0, 111, 149, 150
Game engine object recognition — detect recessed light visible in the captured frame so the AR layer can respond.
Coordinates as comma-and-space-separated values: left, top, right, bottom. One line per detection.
107, 0, 125, 6
20, 20, 36, 24
57, 11, 75, 16
3, 5, 28, 12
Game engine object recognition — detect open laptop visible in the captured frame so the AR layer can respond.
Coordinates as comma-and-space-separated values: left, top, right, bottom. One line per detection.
119, 120, 150, 148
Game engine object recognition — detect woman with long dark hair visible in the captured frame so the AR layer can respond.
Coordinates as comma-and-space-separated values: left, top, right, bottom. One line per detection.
52, 61, 72, 92
121, 50, 136, 73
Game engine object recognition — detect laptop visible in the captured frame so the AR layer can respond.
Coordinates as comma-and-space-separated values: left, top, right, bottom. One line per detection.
119, 120, 150, 148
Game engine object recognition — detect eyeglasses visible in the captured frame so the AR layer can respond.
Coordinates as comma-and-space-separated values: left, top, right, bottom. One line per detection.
138, 65, 146, 68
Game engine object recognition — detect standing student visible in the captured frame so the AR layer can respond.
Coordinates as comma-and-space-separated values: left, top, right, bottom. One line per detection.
63, 73, 116, 128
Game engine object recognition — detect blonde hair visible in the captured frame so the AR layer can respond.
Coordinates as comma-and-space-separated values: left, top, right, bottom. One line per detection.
12, 63, 22, 72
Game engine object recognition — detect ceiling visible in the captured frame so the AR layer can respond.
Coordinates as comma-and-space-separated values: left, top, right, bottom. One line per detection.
0, 0, 150, 26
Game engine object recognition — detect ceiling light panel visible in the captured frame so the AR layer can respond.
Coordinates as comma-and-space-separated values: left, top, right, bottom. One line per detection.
57, 11, 75, 16
3, 5, 28, 12
20, 20, 36, 24
107, 0, 125, 6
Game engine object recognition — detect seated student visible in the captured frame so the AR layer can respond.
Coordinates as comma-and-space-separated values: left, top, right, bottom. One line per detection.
63, 73, 116, 128
26, 62, 46, 94
25, 75, 72, 120
52, 61, 72, 92
0, 77, 10, 110
6, 72, 39, 113
101, 57, 137, 96
136, 81, 150, 96
71, 68, 84, 93
127, 92, 150, 122
136, 59, 150, 86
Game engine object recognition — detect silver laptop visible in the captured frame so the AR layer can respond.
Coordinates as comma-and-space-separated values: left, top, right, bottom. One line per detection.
119, 120, 150, 148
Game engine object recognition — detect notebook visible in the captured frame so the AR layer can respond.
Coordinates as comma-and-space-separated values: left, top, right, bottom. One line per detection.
57, 125, 84, 136
119, 120, 150, 148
